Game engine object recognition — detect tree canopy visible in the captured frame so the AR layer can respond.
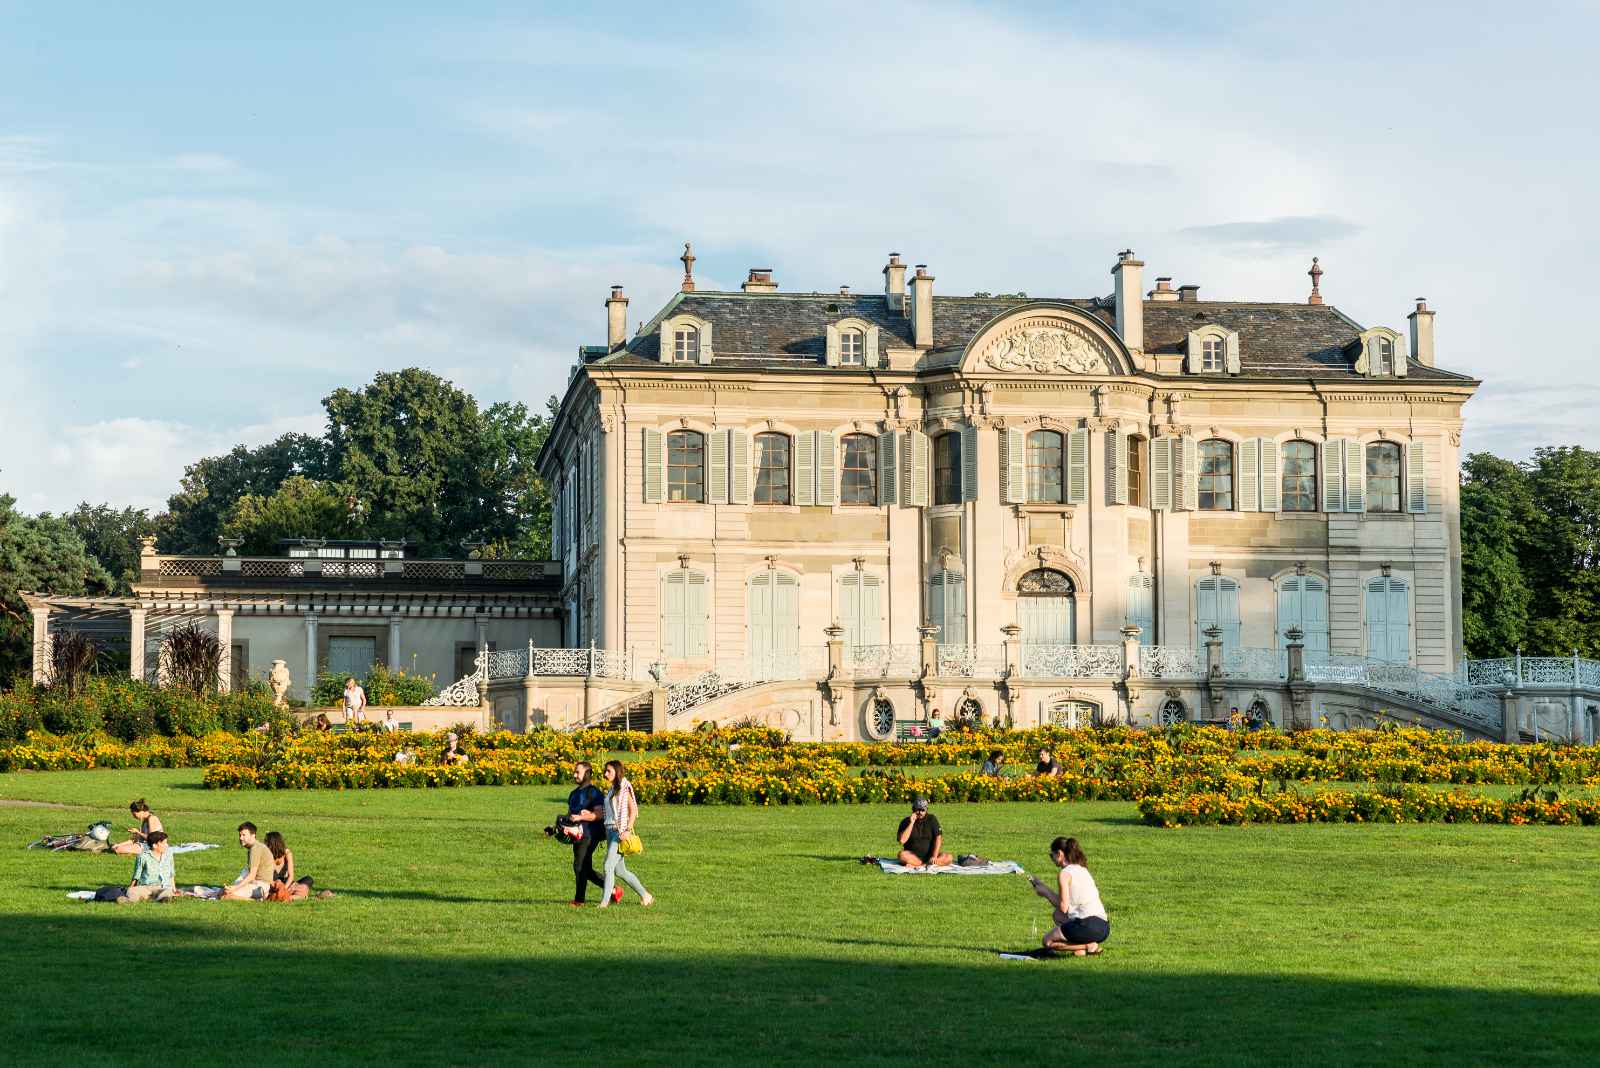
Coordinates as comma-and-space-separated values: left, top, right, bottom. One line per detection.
0, 493, 113, 680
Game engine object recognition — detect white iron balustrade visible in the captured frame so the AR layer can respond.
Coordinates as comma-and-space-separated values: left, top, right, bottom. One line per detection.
935, 644, 1007, 678
1141, 646, 1205, 679
1222, 648, 1286, 680
1019, 643, 1123, 679
1304, 652, 1500, 729
424, 651, 486, 706
847, 644, 921, 679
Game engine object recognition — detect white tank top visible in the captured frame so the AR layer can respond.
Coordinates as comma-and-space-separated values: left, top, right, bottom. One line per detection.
1063, 864, 1107, 921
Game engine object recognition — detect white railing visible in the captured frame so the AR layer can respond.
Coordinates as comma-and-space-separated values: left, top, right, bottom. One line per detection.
1140, 645, 1204, 679
1019, 643, 1123, 679
847, 643, 921, 679
146, 554, 553, 583
475, 645, 639, 682
664, 650, 828, 717
1463, 656, 1600, 691
1306, 652, 1501, 730
1223, 647, 1286, 680
424, 651, 486, 707
935, 644, 1007, 678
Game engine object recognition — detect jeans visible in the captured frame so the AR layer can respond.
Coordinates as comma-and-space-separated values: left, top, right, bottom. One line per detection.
601, 829, 648, 902
572, 833, 605, 903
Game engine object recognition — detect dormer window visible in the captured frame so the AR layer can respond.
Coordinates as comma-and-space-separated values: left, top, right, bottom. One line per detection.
1354, 328, 1406, 379
673, 327, 700, 363
1201, 337, 1225, 372
1186, 326, 1239, 375
840, 330, 866, 366
1371, 337, 1394, 375
826, 318, 880, 368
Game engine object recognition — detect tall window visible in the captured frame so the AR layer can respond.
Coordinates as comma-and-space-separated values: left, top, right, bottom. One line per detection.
1127, 572, 1154, 645
666, 430, 704, 503
841, 434, 877, 505
1018, 568, 1075, 645
754, 433, 791, 504
837, 572, 882, 650
1281, 440, 1318, 512
1276, 575, 1329, 654
1201, 337, 1225, 372
1366, 442, 1402, 513
840, 330, 866, 366
1372, 337, 1394, 375
928, 567, 966, 644
661, 569, 708, 658
1365, 575, 1410, 664
673, 326, 700, 363
1127, 435, 1147, 507
748, 570, 799, 677
1199, 439, 1234, 510
933, 432, 962, 505
1195, 576, 1241, 653
1026, 430, 1064, 503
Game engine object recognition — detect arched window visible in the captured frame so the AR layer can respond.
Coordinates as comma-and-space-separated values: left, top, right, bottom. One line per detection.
1199, 439, 1234, 510
1195, 576, 1241, 652
1365, 575, 1410, 664
666, 430, 704, 503
1276, 574, 1329, 654
840, 434, 876, 505
754, 432, 791, 504
1127, 435, 1147, 507
1026, 430, 1064, 503
1281, 440, 1318, 512
837, 571, 882, 650
1050, 699, 1098, 728
748, 570, 800, 677
839, 329, 866, 366
1126, 572, 1154, 646
661, 569, 708, 658
1160, 698, 1187, 726
933, 432, 962, 505
1018, 568, 1075, 645
1201, 337, 1225, 372
673, 326, 700, 363
1366, 442, 1402, 513
928, 567, 966, 645
1371, 337, 1394, 375
1247, 698, 1272, 726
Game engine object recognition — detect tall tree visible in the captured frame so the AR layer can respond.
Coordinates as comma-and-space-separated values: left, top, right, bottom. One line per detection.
220, 476, 362, 556
1459, 454, 1532, 657
164, 433, 328, 554
0, 493, 113, 679
61, 503, 163, 593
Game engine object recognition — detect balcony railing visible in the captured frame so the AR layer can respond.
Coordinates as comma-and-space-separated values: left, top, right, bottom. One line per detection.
936, 643, 1007, 678
847, 643, 922, 680
1306, 652, 1501, 730
148, 554, 555, 583
1463, 656, 1600, 691
484, 644, 638, 681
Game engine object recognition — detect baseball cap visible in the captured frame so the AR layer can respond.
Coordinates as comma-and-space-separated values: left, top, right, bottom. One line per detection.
911, 796, 929, 812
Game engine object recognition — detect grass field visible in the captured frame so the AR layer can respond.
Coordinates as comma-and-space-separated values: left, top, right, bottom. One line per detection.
3, 768, 1598, 1067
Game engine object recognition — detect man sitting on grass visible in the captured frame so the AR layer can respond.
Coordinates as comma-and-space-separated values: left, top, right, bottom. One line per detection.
121, 831, 175, 903
222, 822, 276, 900
896, 796, 953, 868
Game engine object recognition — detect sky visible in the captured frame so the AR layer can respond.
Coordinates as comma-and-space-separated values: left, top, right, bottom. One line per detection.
1, 0, 1595, 515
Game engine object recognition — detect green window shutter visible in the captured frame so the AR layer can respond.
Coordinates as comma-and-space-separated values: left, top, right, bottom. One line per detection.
815, 431, 837, 506
865, 325, 882, 368
1109, 431, 1128, 505
1066, 427, 1089, 504
1002, 427, 1026, 504
1225, 332, 1241, 375
1259, 438, 1280, 512
643, 428, 664, 503
1344, 438, 1365, 513
708, 429, 729, 504
1321, 439, 1344, 513
1150, 437, 1172, 511
824, 324, 841, 367
1238, 437, 1260, 511
1179, 435, 1198, 511
795, 431, 815, 506
1406, 441, 1426, 513
878, 431, 898, 506
960, 424, 978, 502
730, 430, 751, 504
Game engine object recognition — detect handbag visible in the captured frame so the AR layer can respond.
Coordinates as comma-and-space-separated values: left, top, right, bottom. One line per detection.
618, 832, 643, 856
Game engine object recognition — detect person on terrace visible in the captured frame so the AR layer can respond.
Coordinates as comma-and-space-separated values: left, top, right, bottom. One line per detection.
113, 799, 164, 856
1035, 748, 1063, 778
342, 676, 367, 724
1029, 836, 1109, 957
896, 796, 953, 868
121, 831, 175, 903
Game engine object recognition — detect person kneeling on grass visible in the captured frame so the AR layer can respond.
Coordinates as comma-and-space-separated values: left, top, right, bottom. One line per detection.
222, 822, 276, 900
121, 831, 175, 903
1029, 836, 1109, 956
896, 796, 953, 868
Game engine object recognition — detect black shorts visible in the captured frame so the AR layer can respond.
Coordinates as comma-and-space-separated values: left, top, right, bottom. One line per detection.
1061, 916, 1110, 945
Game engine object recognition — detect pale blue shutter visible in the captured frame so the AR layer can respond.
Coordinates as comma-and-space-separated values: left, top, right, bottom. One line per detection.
1406, 442, 1426, 513
662, 572, 686, 658
1239, 437, 1260, 511
1303, 577, 1329, 654
1127, 573, 1154, 645
643, 429, 664, 503
1002, 427, 1026, 504
774, 572, 799, 662
815, 431, 837, 506
838, 573, 862, 649
1344, 439, 1365, 513
960, 424, 978, 502
860, 574, 882, 647
1259, 438, 1280, 512
1321, 439, 1344, 513
748, 572, 771, 672
686, 571, 708, 656
1365, 577, 1409, 663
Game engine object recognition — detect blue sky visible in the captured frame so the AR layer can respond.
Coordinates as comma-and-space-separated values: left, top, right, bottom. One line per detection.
2, 1, 1596, 513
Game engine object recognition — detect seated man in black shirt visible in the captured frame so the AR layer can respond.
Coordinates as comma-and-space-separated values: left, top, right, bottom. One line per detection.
1035, 747, 1063, 777
896, 796, 953, 868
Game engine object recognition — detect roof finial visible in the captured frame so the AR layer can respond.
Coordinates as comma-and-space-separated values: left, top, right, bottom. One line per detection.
680, 242, 696, 293
1307, 256, 1324, 305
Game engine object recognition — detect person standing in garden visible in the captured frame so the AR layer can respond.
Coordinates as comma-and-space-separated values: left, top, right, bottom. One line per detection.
1030, 836, 1109, 956
342, 677, 367, 724
563, 761, 610, 907
598, 759, 654, 909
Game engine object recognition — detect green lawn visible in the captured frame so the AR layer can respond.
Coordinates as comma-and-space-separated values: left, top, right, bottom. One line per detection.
2, 769, 1598, 1067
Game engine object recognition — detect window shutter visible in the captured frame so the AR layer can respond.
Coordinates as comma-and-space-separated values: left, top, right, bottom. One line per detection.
1303, 577, 1329, 654
1260, 438, 1280, 512
708, 429, 729, 504
1344, 438, 1365, 513
1407, 441, 1426, 513
774, 572, 799, 658
697, 322, 713, 365
1127, 573, 1154, 643
1386, 578, 1410, 664
643, 428, 665, 503
1394, 336, 1408, 379
878, 431, 898, 506
904, 430, 930, 507
1321, 439, 1344, 513
730, 430, 751, 504
1222, 579, 1241, 651
589, 434, 604, 542
865, 325, 882, 368
795, 430, 815, 506
814, 430, 837, 506
824, 324, 841, 367
1180, 435, 1198, 511
1185, 331, 1202, 374
1002, 427, 1026, 504
861, 573, 882, 647
1225, 332, 1241, 375
551, 480, 562, 557
1150, 437, 1172, 511
960, 424, 978, 502
1066, 427, 1089, 504
686, 571, 708, 655
838, 573, 860, 648
1238, 437, 1260, 512
1109, 431, 1128, 505
662, 572, 685, 658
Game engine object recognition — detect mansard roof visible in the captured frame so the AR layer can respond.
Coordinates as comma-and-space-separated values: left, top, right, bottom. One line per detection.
592, 290, 1474, 383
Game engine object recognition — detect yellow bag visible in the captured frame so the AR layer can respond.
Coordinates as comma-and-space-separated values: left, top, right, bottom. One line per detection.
618, 832, 643, 856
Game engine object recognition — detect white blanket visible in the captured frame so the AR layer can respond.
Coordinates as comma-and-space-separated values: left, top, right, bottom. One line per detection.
875, 859, 1024, 875
169, 843, 219, 855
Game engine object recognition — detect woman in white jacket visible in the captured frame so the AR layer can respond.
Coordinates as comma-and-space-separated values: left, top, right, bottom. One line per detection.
598, 759, 655, 909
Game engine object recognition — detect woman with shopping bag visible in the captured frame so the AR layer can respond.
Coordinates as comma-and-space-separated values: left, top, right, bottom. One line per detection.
598, 759, 655, 909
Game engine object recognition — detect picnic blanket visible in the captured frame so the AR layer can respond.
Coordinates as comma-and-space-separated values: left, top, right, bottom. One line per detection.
169, 843, 219, 855
875, 859, 1024, 875
66, 885, 223, 901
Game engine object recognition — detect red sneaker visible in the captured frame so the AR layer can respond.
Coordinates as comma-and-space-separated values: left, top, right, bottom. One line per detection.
569, 900, 584, 908
611, 887, 623, 904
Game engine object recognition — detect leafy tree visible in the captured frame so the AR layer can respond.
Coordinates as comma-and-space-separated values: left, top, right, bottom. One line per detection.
0, 493, 113, 679
1460, 454, 1532, 657
60, 502, 163, 593
164, 433, 328, 554
220, 477, 362, 556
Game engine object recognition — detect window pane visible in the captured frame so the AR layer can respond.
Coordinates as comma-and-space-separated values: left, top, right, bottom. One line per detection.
754, 433, 790, 504
1199, 439, 1234, 510
1026, 430, 1063, 503
1202, 338, 1223, 372
1128, 437, 1146, 507
674, 327, 699, 362
841, 434, 876, 504
667, 431, 704, 502
934, 433, 962, 505
1366, 443, 1401, 512
841, 331, 864, 366
1281, 440, 1317, 512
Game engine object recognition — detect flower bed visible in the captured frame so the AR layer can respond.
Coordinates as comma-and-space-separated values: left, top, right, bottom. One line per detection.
1137, 784, 1600, 827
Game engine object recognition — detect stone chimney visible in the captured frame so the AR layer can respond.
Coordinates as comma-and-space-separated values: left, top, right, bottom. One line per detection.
742, 268, 777, 293
1110, 249, 1144, 352
605, 285, 629, 350
910, 264, 934, 348
1408, 297, 1436, 367
1178, 284, 1200, 303
883, 252, 908, 314
1148, 277, 1179, 301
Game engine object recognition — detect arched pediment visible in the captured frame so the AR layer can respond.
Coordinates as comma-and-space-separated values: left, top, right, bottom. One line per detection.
960, 303, 1133, 377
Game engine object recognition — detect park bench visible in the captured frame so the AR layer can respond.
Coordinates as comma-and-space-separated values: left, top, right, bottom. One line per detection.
894, 721, 933, 743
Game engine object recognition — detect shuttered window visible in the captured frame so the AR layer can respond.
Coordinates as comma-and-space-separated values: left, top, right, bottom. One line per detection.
754, 433, 791, 505
837, 572, 883, 650
1281, 440, 1317, 512
667, 430, 704, 503
1195, 577, 1241, 653
673, 327, 700, 363
1027, 430, 1064, 503
748, 571, 799, 675
841, 434, 876, 505
1366, 442, 1402, 513
933, 432, 962, 505
1127, 572, 1154, 645
840, 330, 866, 366
1127, 435, 1145, 507
928, 568, 966, 644
661, 570, 709, 658
1276, 575, 1329, 654
1365, 576, 1410, 664
1199, 439, 1234, 511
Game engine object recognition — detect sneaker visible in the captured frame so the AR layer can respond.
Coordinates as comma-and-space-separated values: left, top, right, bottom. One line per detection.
569, 900, 585, 908
611, 887, 623, 904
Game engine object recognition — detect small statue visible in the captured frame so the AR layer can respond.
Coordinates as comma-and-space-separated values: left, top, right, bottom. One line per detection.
268, 659, 292, 707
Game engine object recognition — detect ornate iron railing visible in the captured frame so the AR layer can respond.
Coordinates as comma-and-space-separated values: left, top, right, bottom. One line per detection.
1463, 656, 1600, 691
1223, 647, 1286, 680
424, 651, 486, 707
1141, 645, 1204, 679
663, 650, 828, 717
145, 555, 552, 583
1305, 653, 1500, 730
935, 644, 1007, 678
1019, 643, 1123, 679
482, 645, 638, 681
847, 644, 921, 679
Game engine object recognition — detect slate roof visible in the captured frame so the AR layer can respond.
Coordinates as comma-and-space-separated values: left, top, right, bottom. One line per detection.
592, 291, 1474, 383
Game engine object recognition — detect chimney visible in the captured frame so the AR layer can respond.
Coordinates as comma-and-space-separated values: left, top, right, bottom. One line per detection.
1148, 276, 1179, 301
883, 252, 907, 313
1408, 297, 1436, 367
1177, 284, 1200, 303
838, 284, 850, 296
605, 285, 629, 350
742, 267, 777, 293
910, 265, 934, 348
1110, 249, 1144, 352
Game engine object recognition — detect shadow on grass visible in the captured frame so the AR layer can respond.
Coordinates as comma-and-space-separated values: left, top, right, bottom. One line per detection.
332, 888, 562, 906
1, 915, 1596, 1067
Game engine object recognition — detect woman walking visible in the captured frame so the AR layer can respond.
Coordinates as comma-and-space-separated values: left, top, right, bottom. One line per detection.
1029, 836, 1108, 956
599, 759, 654, 909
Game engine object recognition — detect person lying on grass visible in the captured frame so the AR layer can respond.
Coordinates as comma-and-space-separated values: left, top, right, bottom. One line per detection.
121, 831, 175, 903
896, 796, 953, 868
112, 799, 163, 856
221, 822, 276, 900
1028, 836, 1109, 957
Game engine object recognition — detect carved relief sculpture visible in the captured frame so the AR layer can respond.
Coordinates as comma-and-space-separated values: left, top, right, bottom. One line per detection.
982, 319, 1111, 375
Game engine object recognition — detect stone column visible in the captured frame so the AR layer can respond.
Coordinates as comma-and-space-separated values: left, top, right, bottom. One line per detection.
129, 607, 147, 682
31, 607, 51, 685
1203, 624, 1224, 719
388, 615, 403, 669
919, 623, 940, 679
1118, 625, 1143, 726
1501, 693, 1519, 745
304, 612, 319, 701
215, 609, 234, 693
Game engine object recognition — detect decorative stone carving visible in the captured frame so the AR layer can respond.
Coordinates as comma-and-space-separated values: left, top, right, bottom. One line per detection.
1448, 427, 1462, 447
981, 319, 1111, 375
268, 660, 291, 708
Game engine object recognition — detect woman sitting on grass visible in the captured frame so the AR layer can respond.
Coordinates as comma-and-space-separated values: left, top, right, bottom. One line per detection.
112, 799, 163, 856
1029, 836, 1108, 957
442, 732, 470, 765
264, 831, 314, 900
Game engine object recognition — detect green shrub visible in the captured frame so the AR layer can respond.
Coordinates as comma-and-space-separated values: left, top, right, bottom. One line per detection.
39, 687, 104, 734
0, 687, 43, 741
153, 687, 219, 737
99, 678, 158, 741
364, 663, 435, 706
